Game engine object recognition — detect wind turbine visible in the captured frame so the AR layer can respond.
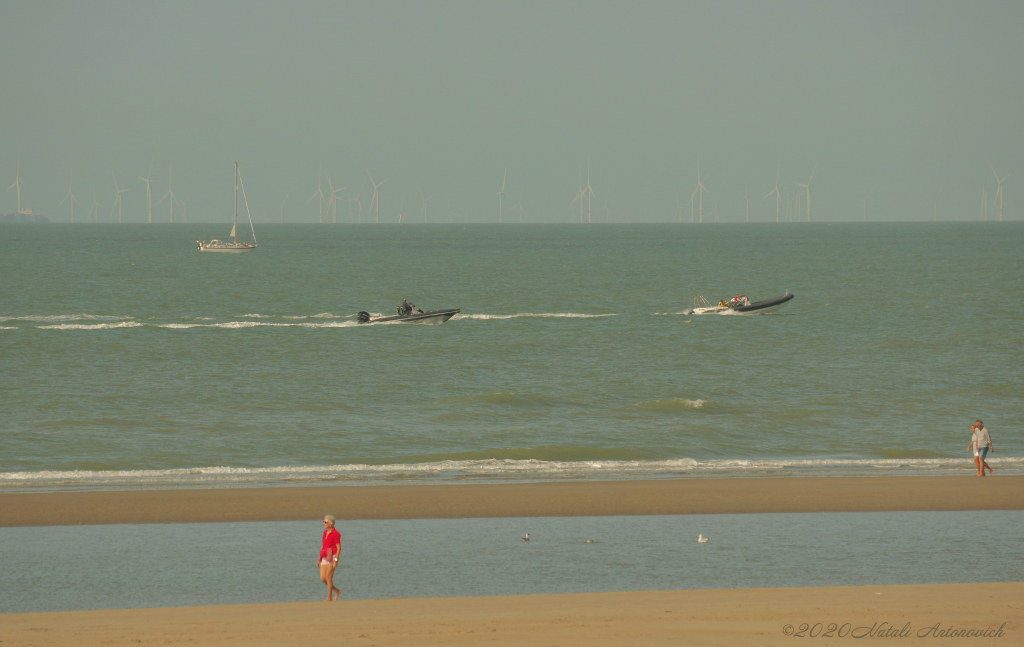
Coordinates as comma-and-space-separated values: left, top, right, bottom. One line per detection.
346, 183, 365, 224
90, 192, 101, 223
510, 188, 524, 223
325, 173, 346, 224
8, 157, 25, 213
570, 168, 585, 222
584, 162, 595, 223
793, 164, 816, 222
111, 173, 129, 223
308, 166, 326, 223
497, 167, 506, 223
763, 162, 782, 223
690, 158, 708, 223
157, 166, 180, 222
992, 165, 1008, 221
367, 170, 387, 224
931, 201, 937, 221
59, 170, 80, 222
980, 185, 988, 221
419, 187, 431, 223
139, 160, 154, 223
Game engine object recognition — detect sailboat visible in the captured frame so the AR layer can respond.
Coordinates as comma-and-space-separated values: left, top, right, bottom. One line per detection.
197, 162, 258, 253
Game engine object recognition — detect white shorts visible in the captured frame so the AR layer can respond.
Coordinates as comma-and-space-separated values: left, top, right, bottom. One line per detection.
974, 451, 979, 457
319, 558, 334, 566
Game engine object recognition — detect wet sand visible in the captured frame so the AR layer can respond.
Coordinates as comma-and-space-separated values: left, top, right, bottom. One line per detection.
3, 475, 1023, 527
2, 583, 1020, 646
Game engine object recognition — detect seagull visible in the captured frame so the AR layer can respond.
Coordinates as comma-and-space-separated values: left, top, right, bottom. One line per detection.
522, 533, 530, 542
697, 534, 709, 543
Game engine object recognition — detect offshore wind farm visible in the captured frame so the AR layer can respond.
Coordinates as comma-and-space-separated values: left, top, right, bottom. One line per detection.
2, 4, 1020, 226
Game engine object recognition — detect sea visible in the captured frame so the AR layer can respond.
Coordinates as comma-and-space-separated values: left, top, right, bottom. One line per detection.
1, 223, 1022, 491
4, 511, 1023, 612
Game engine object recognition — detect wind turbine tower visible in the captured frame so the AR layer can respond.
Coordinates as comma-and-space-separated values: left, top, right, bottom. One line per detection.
326, 173, 346, 224
367, 171, 387, 224
91, 192, 101, 223
111, 174, 129, 223
570, 169, 585, 222
139, 164, 154, 223
584, 162, 595, 223
158, 166, 179, 222
59, 170, 80, 222
308, 166, 326, 223
8, 159, 25, 214
992, 166, 1008, 222
419, 188, 431, 223
763, 162, 781, 222
690, 158, 708, 223
793, 164, 816, 222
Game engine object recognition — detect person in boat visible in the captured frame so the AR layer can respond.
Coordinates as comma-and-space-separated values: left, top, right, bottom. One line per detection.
730, 295, 750, 306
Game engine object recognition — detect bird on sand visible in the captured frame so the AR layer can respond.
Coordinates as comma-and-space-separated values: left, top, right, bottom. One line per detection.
522, 533, 530, 542
697, 534, 709, 543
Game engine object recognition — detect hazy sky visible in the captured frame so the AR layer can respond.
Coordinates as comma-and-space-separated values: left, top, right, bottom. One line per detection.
2, 1, 1021, 223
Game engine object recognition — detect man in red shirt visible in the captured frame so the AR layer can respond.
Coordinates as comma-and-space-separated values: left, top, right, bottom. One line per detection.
318, 515, 341, 601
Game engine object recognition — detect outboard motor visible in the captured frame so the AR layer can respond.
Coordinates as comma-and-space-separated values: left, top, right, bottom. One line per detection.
357, 311, 371, 324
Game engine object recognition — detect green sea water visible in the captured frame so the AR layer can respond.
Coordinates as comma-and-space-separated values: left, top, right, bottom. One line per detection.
1, 223, 1021, 489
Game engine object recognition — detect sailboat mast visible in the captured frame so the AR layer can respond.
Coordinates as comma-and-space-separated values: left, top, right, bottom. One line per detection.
233, 162, 239, 243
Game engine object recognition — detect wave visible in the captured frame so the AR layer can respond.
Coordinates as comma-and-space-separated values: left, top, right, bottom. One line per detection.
4, 456, 1022, 490
630, 398, 708, 410
453, 313, 616, 320
38, 321, 144, 330
0, 326, 17, 330
0, 313, 126, 323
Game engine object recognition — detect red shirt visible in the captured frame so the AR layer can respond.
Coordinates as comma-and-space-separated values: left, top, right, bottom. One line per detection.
319, 528, 340, 561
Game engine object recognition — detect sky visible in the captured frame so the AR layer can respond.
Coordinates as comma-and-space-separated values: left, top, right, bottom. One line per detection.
2, 0, 1021, 224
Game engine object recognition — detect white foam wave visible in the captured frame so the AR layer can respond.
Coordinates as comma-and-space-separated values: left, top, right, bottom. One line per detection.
38, 321, 143, 330
5, 456, 1020, 490
0, 326, 17, 330
453, 313, 616, 320
0, 313, 125, 323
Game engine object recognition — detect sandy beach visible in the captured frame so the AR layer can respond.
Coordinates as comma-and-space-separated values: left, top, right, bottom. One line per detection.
4, 478, 1021, 645
2, 476, 1023, 527
1, 583, 1020, 646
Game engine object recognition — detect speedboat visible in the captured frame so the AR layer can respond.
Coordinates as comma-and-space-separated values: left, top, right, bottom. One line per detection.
683, 291, 794, 315
356, 307, 460, 326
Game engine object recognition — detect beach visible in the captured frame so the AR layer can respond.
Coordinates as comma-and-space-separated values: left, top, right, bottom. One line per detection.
3, 477, 1023, 643
3, 476, 1023, 527
2, 583, 1020, 646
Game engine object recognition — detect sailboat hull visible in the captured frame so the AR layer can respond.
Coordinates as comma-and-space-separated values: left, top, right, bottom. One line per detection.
197, 240, 256, 253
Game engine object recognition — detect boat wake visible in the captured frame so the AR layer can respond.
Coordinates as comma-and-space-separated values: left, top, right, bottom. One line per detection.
453, 313, 615, 320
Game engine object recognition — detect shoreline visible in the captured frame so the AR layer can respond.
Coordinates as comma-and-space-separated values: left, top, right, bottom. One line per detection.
2, 583, 1021, 646
3, 475, 1023, 527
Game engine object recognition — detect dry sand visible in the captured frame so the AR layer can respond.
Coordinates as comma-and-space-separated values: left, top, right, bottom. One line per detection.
3, 475, 1024, 527
2, 583, 1020, 647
